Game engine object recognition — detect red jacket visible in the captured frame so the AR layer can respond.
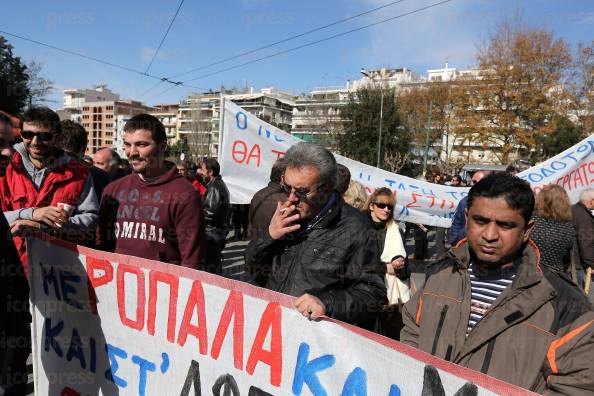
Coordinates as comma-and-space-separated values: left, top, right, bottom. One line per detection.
191, 179, 207, 197
1, 150, 90, 273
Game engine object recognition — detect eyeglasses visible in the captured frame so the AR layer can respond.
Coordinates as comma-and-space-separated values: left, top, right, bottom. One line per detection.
373, 202, 394, 211
280, 178, 324, 200
21, 130, 55, 142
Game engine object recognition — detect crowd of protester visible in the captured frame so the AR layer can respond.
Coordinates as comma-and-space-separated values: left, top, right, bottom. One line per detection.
1, 106, 594, 394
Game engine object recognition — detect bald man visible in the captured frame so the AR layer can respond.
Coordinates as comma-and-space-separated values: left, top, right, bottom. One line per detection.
449, 170, 492, 246
93, 147, 127, 181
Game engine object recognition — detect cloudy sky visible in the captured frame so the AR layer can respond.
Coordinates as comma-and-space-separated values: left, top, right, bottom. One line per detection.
1, 0, 592, 107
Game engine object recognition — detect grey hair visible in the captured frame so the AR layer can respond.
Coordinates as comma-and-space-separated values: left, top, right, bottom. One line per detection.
283, 142, 337, 188
580, 188, 594, 203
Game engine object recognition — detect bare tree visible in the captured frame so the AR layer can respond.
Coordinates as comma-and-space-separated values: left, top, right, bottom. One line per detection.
26, 60, 55, 106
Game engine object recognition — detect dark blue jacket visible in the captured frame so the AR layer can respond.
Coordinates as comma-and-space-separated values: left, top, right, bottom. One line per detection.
449, 196, 468, 246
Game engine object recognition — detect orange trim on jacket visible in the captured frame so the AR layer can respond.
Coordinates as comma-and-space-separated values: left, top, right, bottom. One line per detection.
547, 320, 593, 374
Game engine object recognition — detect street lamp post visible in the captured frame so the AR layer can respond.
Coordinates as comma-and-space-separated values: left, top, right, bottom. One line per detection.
377, 87, 384, 168
361, 68, 385, 168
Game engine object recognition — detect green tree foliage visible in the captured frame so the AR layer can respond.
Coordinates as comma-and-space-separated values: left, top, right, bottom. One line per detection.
337, 86, 410, 171
167, 139, 189, 160
0, 36, 30, 114
533, 116, 583, 162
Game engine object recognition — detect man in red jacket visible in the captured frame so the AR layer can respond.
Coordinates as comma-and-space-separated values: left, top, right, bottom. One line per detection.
1, 107, 99, 273
96, 114, 205, 269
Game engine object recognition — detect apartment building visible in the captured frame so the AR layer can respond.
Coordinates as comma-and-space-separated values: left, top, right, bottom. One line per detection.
58, 85, 120, 123
149, 104, 179, 146
81, 100, 152, 155
177, 87, 295, 161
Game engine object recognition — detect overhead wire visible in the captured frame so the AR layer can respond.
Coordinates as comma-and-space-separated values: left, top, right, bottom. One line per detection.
0, 29, 209, 92
168, 0, 407, 79
141, 0, 408, 98
181, 0, 454, 83
145, 0, 186, 74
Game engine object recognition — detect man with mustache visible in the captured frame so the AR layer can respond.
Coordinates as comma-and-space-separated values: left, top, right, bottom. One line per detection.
400, 173, 594, 394
96, 114, 204, 269
245, 142, 385, 329
0, 107, 99, 269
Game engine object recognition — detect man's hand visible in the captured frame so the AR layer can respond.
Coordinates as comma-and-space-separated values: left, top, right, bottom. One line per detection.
268, 202, 301, 240
294, 293, 326, 320
10, 220, 41, 237
32, 206, 68, 228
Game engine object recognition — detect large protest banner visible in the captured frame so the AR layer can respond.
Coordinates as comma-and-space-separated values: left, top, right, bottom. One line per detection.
28, 236, 533, 396
218, 99, 594, 227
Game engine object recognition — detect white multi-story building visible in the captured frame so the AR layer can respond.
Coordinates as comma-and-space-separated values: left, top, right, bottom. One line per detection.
149, 104, 179, 146
177, 87, 295, 161
58, 85, 120, 123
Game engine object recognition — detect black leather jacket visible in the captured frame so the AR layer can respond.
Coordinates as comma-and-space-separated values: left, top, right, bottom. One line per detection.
245, 196, 386, 329
202, 175, 231, 231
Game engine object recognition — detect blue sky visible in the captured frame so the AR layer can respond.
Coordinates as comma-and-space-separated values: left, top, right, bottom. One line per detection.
1, 0, 592, 108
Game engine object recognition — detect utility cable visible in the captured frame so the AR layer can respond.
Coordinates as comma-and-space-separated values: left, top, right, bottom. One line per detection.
182, 0, 454, 83
169, 0, 407, 79
0, 29, 209, 92
145, 0, 186, 74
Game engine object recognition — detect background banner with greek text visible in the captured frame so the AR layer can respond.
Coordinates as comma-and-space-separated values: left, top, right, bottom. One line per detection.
219, 99, 594, 227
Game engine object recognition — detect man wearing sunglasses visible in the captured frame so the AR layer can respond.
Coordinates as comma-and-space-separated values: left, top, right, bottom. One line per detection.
245, 142, 385, 329
0, 107, 99, 273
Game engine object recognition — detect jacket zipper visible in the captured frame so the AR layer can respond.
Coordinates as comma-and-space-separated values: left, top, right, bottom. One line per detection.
431, 305, 449, 356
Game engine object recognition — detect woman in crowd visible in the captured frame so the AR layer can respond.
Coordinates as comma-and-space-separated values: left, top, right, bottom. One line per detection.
363, 187, 412, 340
343, 180, 368, 210
530, 184, 576, 276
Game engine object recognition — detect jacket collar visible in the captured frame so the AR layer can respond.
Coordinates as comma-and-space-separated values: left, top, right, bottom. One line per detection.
299, 192, 343, 235
450, 239, 543, 288
453, 240, 554, 361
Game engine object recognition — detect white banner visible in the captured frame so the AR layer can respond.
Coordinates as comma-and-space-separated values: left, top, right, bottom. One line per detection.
219, 99, 594, 227
29, 237, 532, 396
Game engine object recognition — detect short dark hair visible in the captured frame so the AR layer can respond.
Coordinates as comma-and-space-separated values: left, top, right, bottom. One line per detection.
505, 164, 518, 175
23, 107, 61, 134
57, 120, 88, 155
124, 113, 166, 144
270, 158, 285, 183
335, 164, 351, 194
468, 173, 534, 224
202, 157, 220, 176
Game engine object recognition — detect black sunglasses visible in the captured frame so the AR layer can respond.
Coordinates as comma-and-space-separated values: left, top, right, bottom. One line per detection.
280, 179, 324, 200
21, 130, 56, 142
373, 202, 394, 211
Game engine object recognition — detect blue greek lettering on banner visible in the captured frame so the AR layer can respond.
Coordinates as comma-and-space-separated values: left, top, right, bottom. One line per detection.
292, 342, 335, 396
105, 344, 128, 388
236, 112, 247, 130
340, 367, 367, 396
551, 160, 567, 171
